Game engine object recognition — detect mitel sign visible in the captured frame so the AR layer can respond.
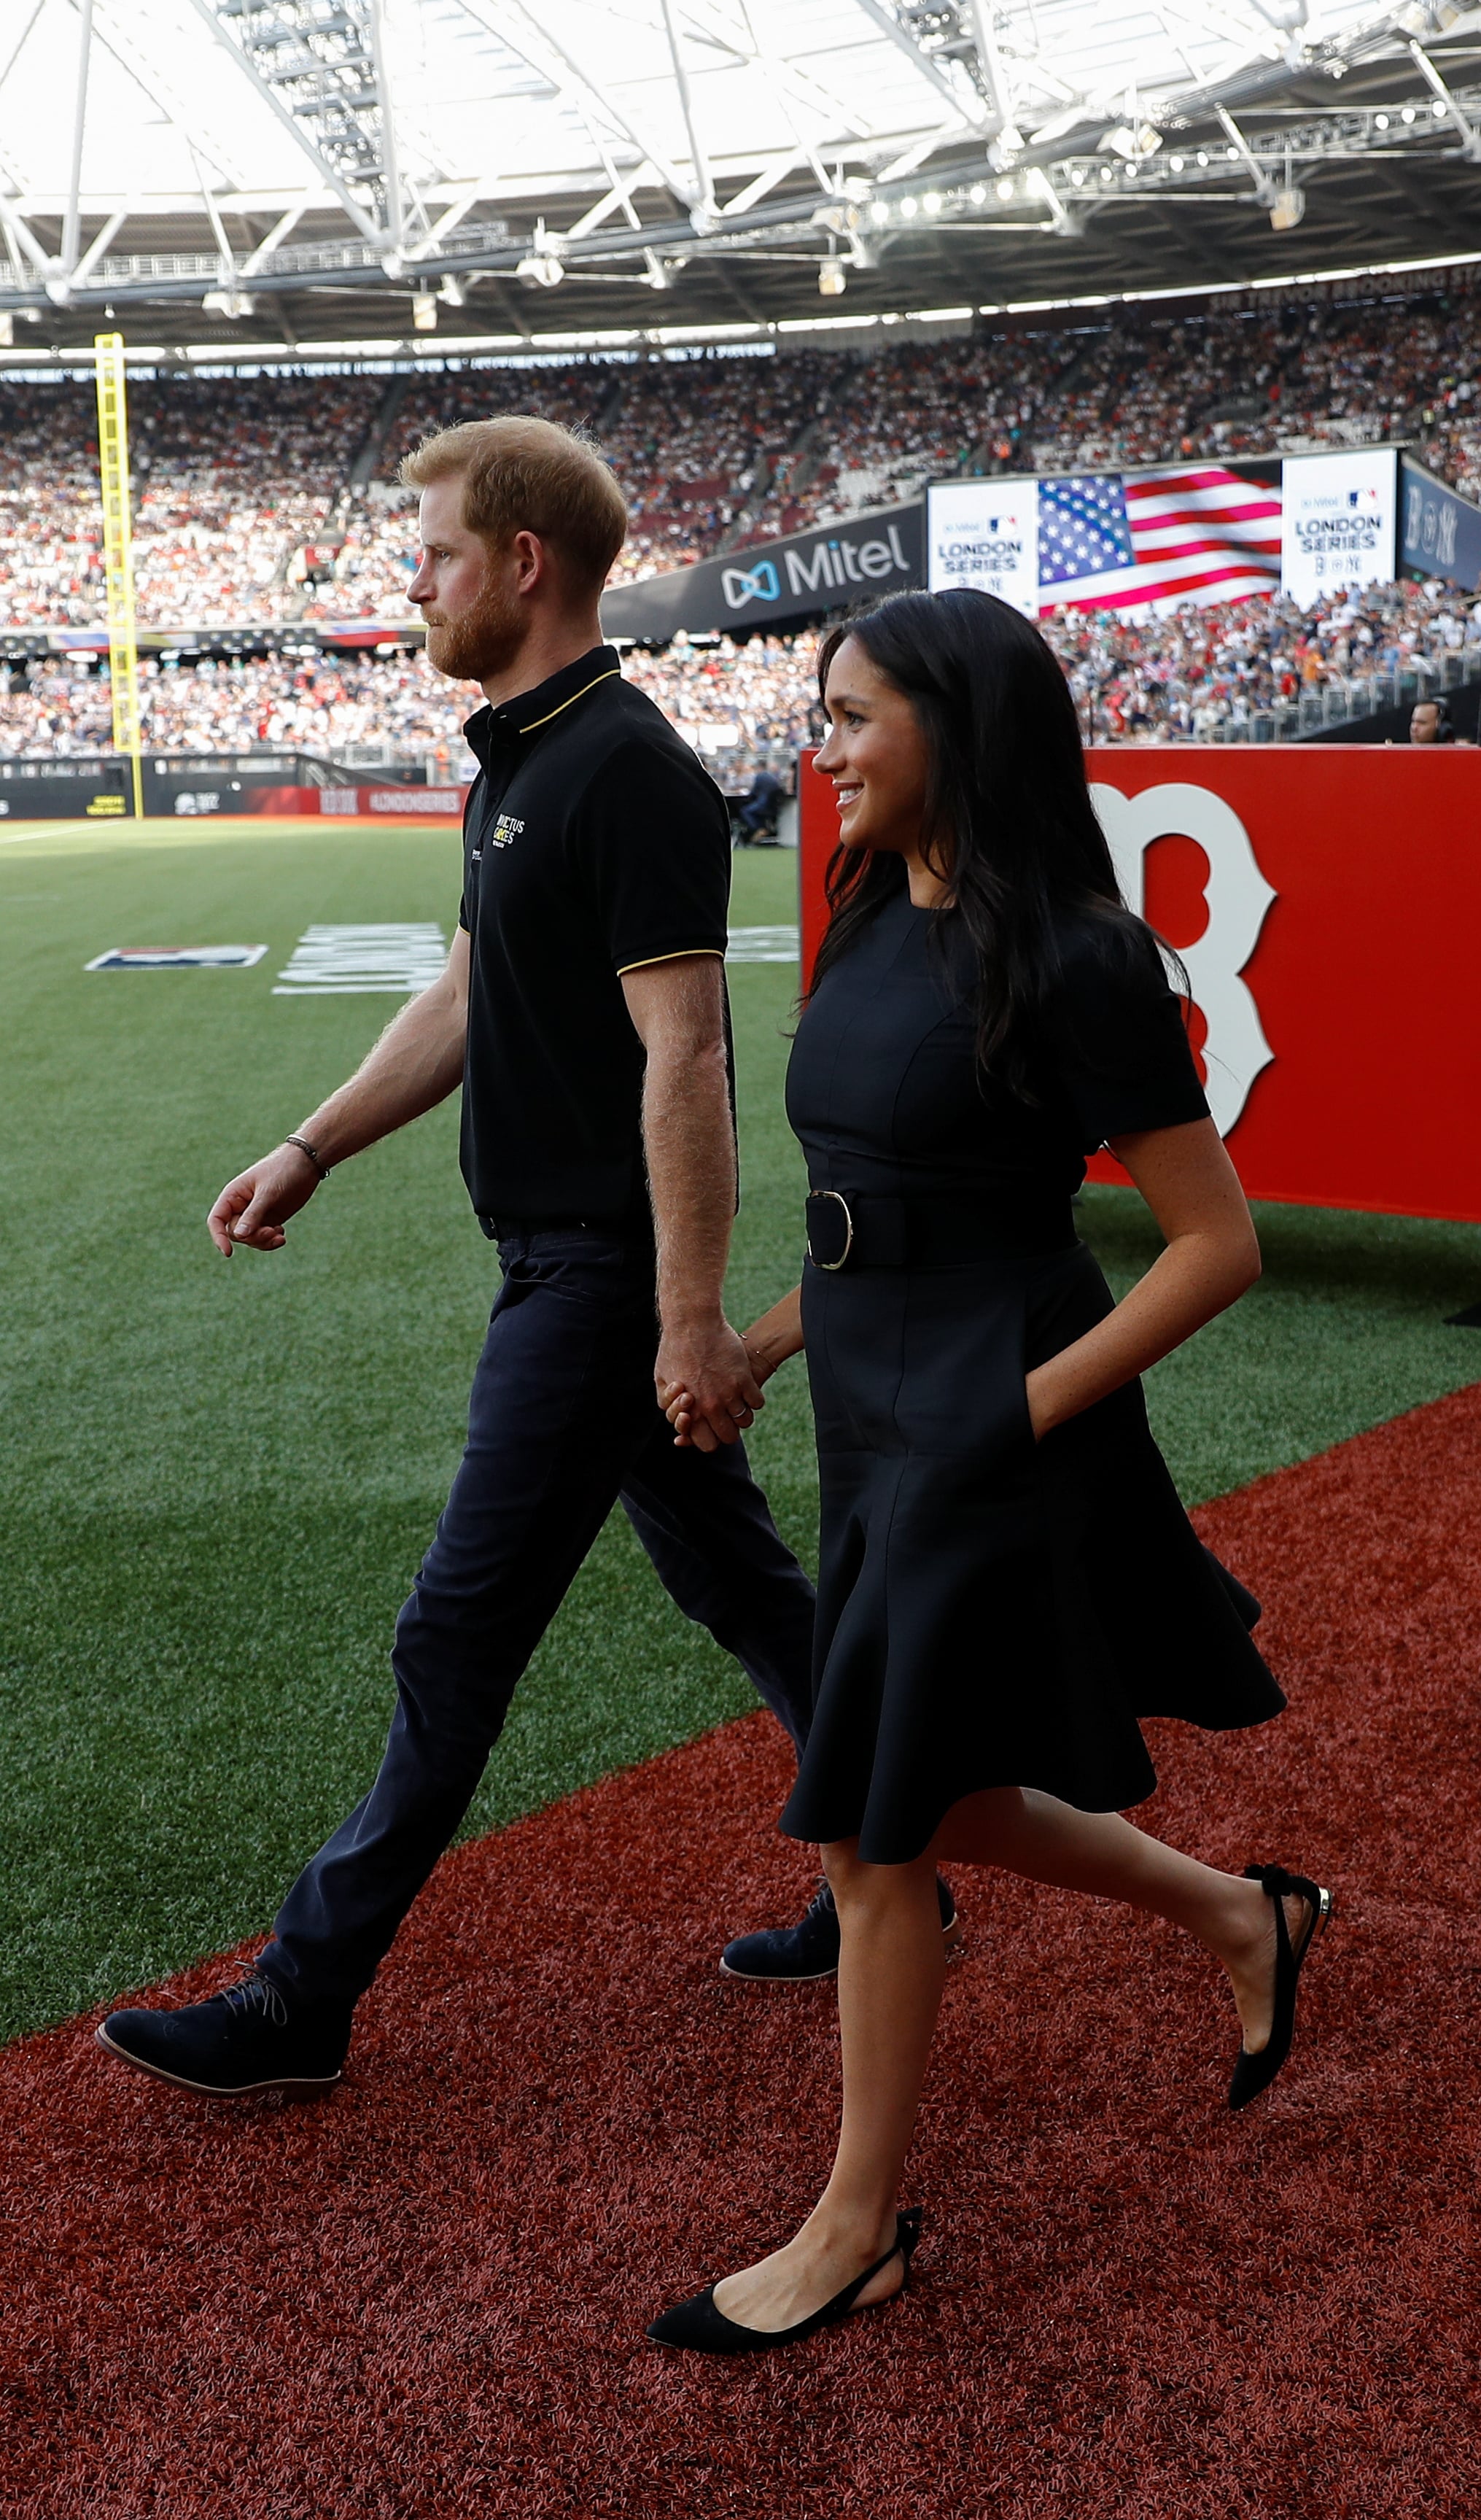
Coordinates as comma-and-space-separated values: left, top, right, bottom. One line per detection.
602, 500, 924, 640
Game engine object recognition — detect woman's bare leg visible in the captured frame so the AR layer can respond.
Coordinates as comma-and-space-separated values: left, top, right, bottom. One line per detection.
712, 1843, 944, 2333
930, 1787, 1307, 2055
707, 1792, 1307, 2331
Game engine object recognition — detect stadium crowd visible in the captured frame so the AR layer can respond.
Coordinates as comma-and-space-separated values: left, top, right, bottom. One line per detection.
0, 635, 812, 769
1041, 575, 1481, 740
5, 273, 1481, 761
4, 578, 1478, 766
0, 646, 478, 762
7, 271, 1481, 635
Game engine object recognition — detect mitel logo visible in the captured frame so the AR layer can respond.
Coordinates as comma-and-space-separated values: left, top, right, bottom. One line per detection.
720, 559, 780, 608
783, 523, 912, 597
720, 523, 914, 612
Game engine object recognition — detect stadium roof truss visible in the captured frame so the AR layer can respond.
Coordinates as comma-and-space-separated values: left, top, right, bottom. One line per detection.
4, 0, 1481, 349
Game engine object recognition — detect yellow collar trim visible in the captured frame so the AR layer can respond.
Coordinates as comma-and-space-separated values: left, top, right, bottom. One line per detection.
518, 666, 621, 734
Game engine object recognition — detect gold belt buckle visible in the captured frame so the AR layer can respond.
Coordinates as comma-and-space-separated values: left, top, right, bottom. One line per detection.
806, 1190, 855, 1271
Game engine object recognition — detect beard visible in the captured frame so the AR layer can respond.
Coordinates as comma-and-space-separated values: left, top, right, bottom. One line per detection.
423, 569, 524, 685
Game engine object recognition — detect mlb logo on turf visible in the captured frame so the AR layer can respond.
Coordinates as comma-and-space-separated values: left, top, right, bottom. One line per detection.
85, 945, 268, 971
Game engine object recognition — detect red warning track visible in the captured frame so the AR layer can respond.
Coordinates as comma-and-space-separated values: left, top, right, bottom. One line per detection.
5, 1390, 1481, 2519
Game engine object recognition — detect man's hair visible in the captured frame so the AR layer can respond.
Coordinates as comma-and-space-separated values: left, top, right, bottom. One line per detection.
399, 415, 626, 597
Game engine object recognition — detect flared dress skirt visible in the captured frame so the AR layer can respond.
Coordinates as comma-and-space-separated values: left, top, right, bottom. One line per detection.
778, 1234, 1286, 1864
778, 882, 1286, 1865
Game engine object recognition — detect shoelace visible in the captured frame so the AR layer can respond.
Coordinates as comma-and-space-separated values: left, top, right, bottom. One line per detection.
219, 1960, 289, 2028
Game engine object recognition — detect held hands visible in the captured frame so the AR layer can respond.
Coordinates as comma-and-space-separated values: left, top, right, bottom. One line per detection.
206, 1141, 321, 1257
656, 1316, 768, 1453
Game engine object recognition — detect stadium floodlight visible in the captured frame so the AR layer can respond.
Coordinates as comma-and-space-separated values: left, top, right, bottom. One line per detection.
1102, 122, 1161, 159
869, 196, 890, 225
516, 220, 566, 288
412, 292, 438, 330
438, 276, 466, 307
818, 258, 847, 295
201, 288, 256, 318
1270, 186, 1305, 230
922, 190, 943, 214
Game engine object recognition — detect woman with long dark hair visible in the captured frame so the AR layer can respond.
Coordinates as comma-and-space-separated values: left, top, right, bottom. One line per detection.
647, 589, 1330, 2355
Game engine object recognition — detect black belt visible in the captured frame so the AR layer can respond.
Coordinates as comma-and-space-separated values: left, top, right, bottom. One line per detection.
804, 1189, 1074, 1271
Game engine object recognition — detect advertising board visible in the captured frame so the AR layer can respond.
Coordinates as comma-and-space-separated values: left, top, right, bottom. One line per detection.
797, 743, 1481, 1225
1280, 448, 1399, 605
601, 501, 923, 642
925, 477, 1040, 613
0, 755, 464, 820
1399, 454, 1481, 593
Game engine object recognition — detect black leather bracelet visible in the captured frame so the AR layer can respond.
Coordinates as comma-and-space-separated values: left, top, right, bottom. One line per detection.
285, 1133, 331, 1181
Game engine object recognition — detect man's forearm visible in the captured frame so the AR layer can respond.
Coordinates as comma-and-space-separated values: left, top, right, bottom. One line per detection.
642, 1039, 736, 1325
299, 971, 466, 1167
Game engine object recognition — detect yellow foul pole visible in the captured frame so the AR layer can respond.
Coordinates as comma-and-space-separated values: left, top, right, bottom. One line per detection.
93, 332, 144, 819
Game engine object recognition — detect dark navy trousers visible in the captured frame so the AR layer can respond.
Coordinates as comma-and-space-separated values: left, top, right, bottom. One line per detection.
260, 1226, 817, 2011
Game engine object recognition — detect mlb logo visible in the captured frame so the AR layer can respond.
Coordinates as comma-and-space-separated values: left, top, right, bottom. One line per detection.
85, 945, 268, 971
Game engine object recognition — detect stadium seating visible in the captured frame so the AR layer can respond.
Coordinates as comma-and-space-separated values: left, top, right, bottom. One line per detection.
5, 582, 1479, 766
4, 276, 1481, 763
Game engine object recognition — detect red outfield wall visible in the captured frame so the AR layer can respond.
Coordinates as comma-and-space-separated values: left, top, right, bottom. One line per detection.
797, 745, 1481, 1226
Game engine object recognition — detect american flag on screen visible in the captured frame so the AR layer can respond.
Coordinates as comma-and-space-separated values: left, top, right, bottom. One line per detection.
1037, 468, 1282, 612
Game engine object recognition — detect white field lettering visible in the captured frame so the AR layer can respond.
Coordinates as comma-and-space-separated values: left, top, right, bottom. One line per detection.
273, 923, 448, 996
726, 925, 798, 964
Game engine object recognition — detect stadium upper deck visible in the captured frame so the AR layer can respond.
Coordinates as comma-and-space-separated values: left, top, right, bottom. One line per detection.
4, 276, 1481, 635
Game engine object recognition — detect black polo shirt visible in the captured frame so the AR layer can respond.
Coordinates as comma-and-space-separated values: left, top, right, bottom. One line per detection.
456, 645, 733, 1225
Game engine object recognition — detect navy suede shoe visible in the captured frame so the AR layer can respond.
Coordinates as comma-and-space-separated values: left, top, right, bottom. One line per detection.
720, 1875, 961, 1982
96, 1962, 350, 2098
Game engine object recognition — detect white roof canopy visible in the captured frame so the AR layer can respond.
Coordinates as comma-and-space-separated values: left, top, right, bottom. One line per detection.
4, 0, 1481, 346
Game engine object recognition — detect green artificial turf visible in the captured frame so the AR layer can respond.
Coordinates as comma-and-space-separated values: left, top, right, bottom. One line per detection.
1, 817, 1477, 2039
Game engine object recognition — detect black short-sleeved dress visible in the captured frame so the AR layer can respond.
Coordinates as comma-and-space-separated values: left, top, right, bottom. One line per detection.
778, 875, 1285, 1865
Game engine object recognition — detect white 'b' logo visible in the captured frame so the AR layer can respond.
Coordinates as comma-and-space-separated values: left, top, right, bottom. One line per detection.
1089, 781, 1276, 1137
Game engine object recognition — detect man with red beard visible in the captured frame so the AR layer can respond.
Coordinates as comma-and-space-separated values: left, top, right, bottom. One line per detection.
94, 416, 862, 2098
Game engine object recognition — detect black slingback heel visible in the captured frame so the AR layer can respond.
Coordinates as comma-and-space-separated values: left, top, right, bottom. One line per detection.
646, 2208, 923, 2354
1228, 1864, 1333, 2112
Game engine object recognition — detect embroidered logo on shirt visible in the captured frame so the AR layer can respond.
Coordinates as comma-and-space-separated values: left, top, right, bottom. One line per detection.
489, 813, 525, 850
